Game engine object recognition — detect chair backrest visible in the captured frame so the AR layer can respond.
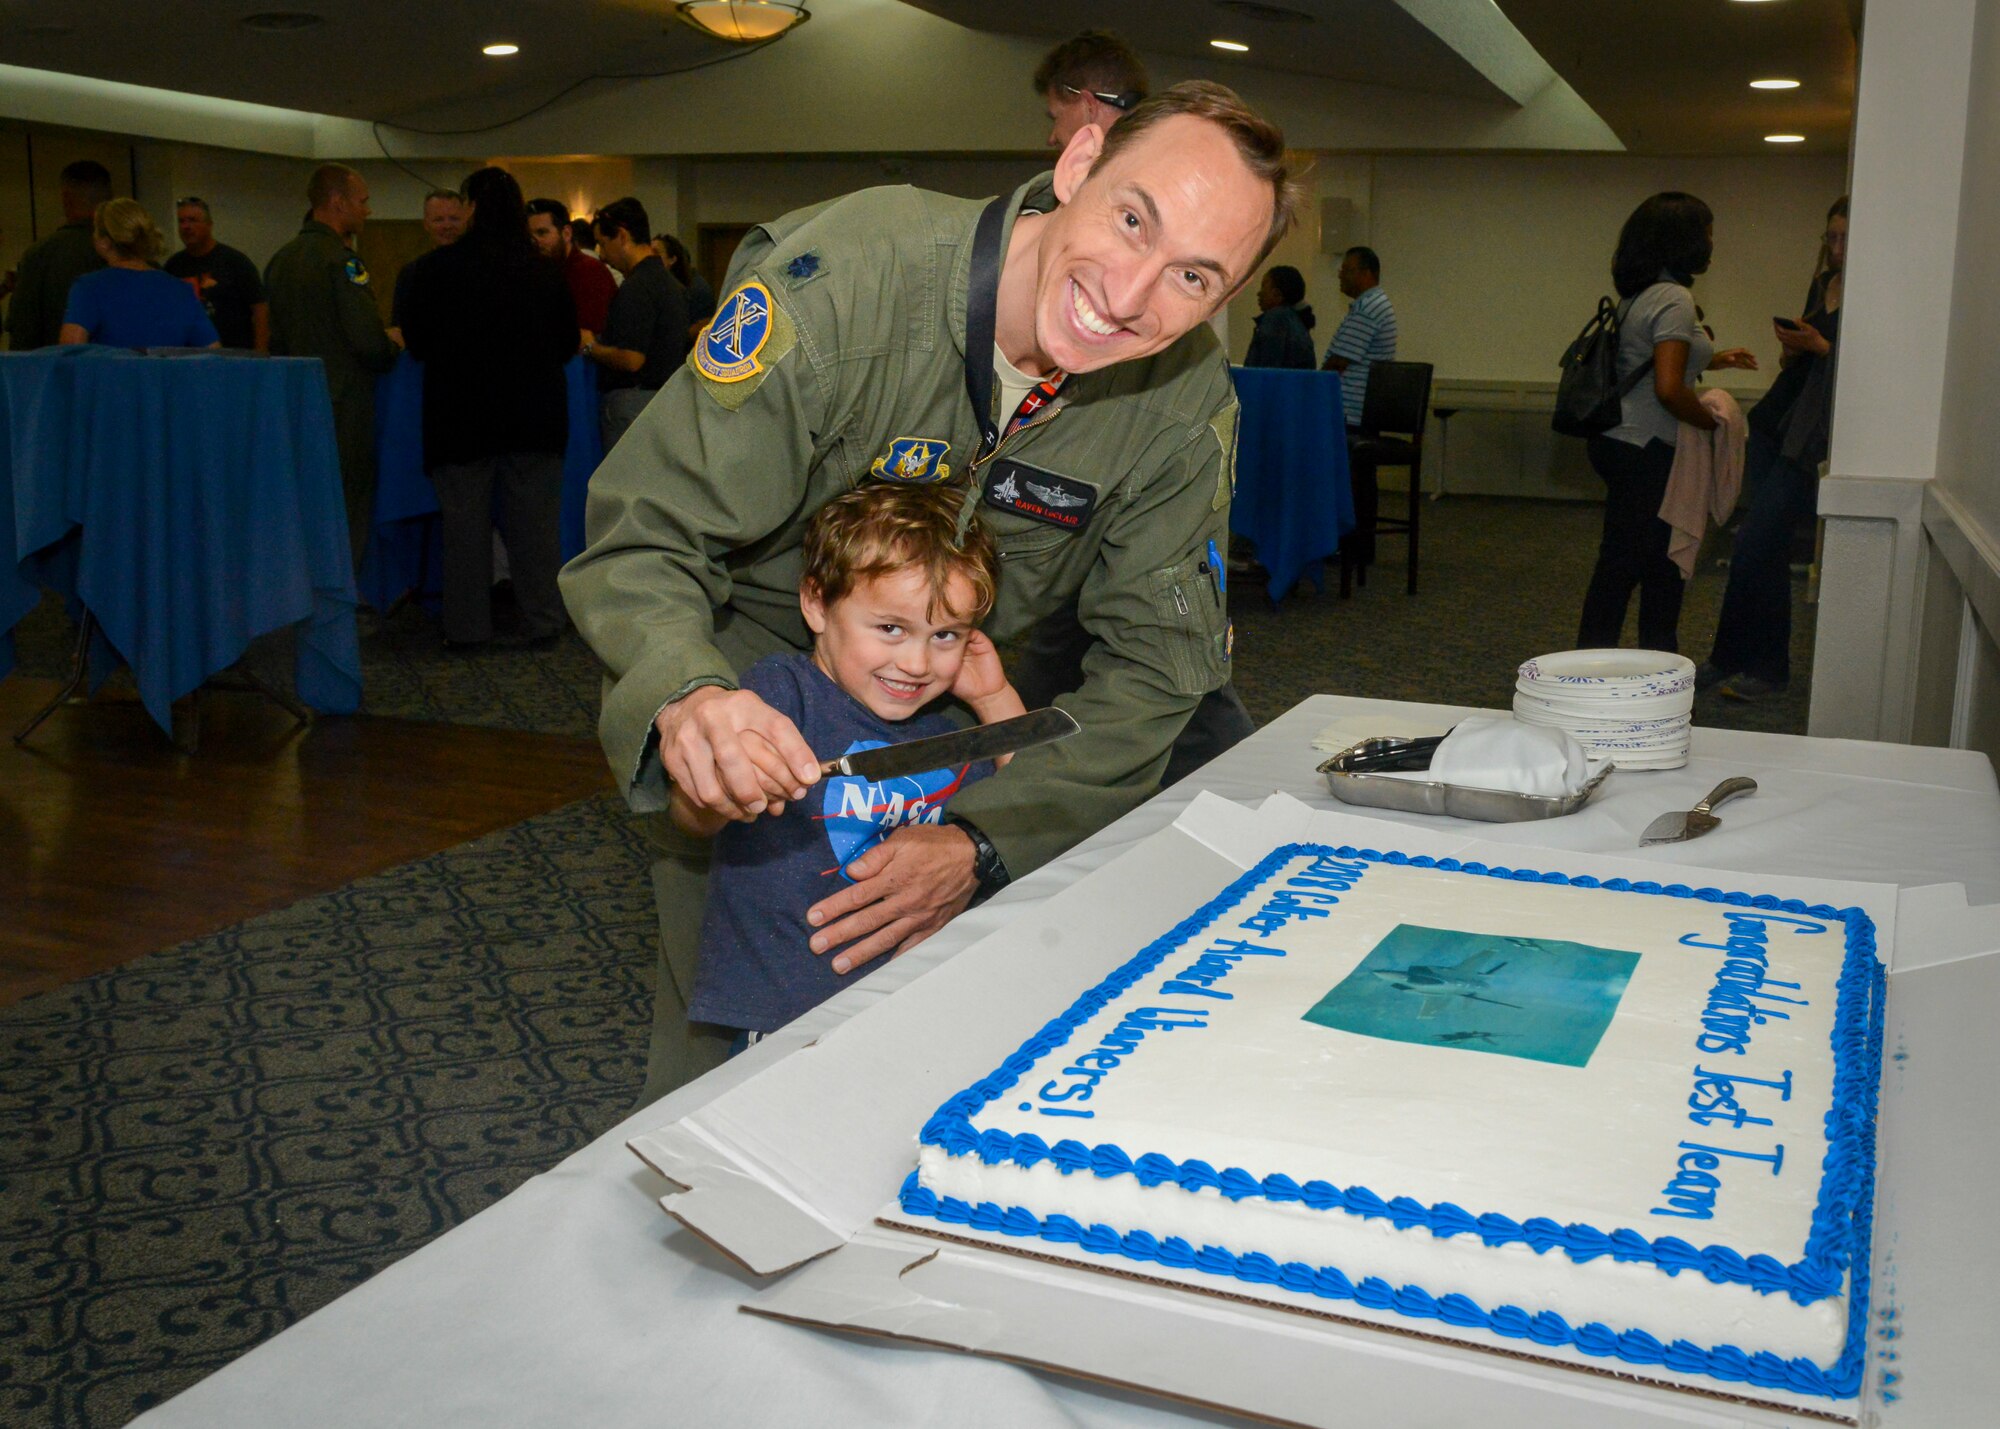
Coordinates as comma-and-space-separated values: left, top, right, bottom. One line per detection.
1359, 360, 1434, 439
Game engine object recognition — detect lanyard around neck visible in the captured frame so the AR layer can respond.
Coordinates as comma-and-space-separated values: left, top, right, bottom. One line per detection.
965, 196, 1069, 462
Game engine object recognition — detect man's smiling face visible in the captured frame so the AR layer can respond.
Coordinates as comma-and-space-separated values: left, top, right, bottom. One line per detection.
1027, 115, 1271, 376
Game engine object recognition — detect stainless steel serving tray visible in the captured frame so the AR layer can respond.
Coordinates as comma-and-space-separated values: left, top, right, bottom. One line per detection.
1316, 737, 1612, 823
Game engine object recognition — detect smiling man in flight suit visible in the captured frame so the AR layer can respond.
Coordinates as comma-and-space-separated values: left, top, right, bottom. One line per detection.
561, 82, 1300, 1102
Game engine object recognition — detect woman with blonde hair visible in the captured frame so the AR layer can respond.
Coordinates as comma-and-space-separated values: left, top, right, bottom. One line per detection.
59, 197, 219, 349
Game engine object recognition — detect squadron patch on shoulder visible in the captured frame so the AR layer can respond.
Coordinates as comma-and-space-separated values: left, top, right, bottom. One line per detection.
696, 281, 775, 384
343, 255, 370, 287
870, 437, 952, 484
782, 251, 824, 288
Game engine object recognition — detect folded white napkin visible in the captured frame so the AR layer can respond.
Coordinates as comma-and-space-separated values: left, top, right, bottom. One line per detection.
1383, 715, 1595, 797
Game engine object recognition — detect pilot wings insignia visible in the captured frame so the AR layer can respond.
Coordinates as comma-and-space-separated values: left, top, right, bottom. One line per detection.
1024, 480, 1085, 509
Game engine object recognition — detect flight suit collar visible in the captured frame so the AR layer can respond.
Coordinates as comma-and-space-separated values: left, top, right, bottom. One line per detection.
947, 171, 1060, 363
300, 218, 344, 242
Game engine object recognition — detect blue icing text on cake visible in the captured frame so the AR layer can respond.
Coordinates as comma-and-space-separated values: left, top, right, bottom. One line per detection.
902, 844, 1883, 1400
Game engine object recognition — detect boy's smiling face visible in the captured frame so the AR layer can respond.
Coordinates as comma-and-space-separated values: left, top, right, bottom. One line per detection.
803, 566, 981, 722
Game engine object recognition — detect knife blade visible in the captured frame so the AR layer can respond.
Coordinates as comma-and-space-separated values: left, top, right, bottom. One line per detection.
820, 707, 1080, 782
1639, 776, 1758, 845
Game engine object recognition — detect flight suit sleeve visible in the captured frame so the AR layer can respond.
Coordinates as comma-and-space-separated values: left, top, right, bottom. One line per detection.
559, 277, 826, 811
333, 259, 398, 374
947, 410, 1235, 878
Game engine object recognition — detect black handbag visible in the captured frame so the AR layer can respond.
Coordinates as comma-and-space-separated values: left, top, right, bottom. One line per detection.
1552, 295, 1653, 437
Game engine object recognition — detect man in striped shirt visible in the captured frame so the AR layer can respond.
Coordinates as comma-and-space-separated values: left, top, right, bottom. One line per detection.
1322, 245, 1397, 429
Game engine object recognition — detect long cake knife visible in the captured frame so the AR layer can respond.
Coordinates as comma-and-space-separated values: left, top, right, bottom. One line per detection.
819, 707, 1080, 781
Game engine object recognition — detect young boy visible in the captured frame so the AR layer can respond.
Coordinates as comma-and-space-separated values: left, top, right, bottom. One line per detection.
672, 482, 1026, 1048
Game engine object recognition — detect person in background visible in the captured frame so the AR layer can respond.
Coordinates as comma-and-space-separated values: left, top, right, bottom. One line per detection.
1034, 29, 1149, 148
164, 197, 268, 352
528, 197, 615, 341
586, 197, 689, 452
59, 199, 218, 350
1244, 264, 1316, 369
1321, 246, 1397, 430
1576, 192, 1758, 654
391, 189, 465, 336
1698, 196, 1848, 701
266, 162, 400, 571
655, 232, 715, 334
401, 166, 578, 651
6, 160, 112, 351
569, 216, 600, 257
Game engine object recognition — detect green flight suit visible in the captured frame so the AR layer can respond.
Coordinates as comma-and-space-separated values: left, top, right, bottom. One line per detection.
5, 222, 104, 351
561, 176, 1237, 1102
265, 220, 398, 568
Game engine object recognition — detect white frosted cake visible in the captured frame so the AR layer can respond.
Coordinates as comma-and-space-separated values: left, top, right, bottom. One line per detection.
901, 844, 1883, 1400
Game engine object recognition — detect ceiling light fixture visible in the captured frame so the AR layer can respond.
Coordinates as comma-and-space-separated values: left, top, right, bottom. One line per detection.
1210, 39, 1250, 53
482, 43, 519, 56
1750, 78, 1801, 89
675, 1, 810, 43
1764, 134, 1807, 144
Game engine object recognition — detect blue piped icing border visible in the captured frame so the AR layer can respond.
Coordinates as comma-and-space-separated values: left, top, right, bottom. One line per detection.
906, 842, 1885, 1399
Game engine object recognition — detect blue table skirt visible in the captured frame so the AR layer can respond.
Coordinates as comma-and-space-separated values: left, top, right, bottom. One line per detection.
1228, 366, 1355, 601
1, 347, 362, 730
359, 353, 602, 610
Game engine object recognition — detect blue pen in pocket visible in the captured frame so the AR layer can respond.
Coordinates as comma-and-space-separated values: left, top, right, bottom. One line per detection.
1205, 538, 1226, 598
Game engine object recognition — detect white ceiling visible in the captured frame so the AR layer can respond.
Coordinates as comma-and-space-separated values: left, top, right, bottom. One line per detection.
0, 0, 1859, 155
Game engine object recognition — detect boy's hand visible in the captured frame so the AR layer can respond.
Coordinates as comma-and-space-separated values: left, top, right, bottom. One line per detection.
656, 686, 821, 821
949, 631, 1010, 707
805, 823, 978, 973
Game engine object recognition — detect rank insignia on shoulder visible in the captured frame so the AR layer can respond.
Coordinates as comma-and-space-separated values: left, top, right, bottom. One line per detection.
782, 251, 824, 287
981, 459, 1097, 531
343, 255, 370, 287
870, 436, 951, 484
696, 281, 775, 383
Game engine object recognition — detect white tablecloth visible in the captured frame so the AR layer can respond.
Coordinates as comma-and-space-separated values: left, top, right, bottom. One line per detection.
134, 697, 2000, 1428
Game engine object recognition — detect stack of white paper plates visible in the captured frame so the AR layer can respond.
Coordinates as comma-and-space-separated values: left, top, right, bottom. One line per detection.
1513, 649, 1693, 770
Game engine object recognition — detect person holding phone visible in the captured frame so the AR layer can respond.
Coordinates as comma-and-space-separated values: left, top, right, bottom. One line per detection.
1697, 196, 1848, 701
1575, 192, 1757, 654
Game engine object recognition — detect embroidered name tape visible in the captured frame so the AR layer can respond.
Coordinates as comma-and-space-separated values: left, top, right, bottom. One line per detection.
871, 437, 952, 484
982, 460, 1098, 531
696, 281, 775, 383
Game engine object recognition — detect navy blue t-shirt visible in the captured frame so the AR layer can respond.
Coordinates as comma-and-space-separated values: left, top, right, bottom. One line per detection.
689, 653, 994, 1034
62, 266, 219, 349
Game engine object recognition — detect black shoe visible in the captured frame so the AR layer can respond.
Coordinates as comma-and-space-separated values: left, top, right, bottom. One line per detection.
1719, 673, 1785, 702
1694, 661, 1731, 693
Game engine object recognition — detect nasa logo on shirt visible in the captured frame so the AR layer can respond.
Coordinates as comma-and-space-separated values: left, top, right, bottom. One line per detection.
818, 740, 970, 877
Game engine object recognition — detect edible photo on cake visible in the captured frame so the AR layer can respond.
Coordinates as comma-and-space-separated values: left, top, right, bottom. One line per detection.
1302, 924, 1640, 1067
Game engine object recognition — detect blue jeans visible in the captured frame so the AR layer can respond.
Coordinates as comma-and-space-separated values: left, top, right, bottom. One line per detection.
1706, 430, 1818, 685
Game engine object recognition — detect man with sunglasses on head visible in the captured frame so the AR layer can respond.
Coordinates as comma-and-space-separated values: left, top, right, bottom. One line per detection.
1035, 29, 1149, 148
165, 197, 268, 352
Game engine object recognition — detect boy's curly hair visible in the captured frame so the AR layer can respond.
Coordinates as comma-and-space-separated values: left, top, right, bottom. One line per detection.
801, 482, 999, 623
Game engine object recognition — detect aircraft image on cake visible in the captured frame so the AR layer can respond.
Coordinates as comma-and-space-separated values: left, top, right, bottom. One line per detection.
1364, 951, 1523, 1019
1303, 925, 1639, 1067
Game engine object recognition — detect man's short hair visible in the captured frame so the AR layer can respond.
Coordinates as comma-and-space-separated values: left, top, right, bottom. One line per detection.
423, 189, 464, 210
176, 196, 212, 217
58, 160, 113, 206
593, 197, 648, 246
526, 197, 572, 229
306, 163, 362, 210
1033, 30, 1149, 109
1345, 246, 1381, 279
801, 483, 1000, 625
1091, 81, 1304, 274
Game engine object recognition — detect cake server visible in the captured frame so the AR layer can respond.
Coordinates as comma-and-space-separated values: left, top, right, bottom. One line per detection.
819, 707, 1079, 781
1639, 776, 1757, 845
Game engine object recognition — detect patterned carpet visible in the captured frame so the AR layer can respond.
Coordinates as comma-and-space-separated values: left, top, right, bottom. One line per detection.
0, 796, 654, 1428
2, 494, 1816, 1426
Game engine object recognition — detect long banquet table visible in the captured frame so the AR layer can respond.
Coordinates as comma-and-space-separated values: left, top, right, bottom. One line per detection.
0, 347, 362, 732
1228, 366, 1354, 601
132, 696, 2000, 1426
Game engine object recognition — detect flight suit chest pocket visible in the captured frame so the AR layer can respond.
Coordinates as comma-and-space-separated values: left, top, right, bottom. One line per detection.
1148, 557, 1225, 697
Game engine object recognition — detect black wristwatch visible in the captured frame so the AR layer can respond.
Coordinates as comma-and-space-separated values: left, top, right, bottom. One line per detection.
944, 814, 1010, 903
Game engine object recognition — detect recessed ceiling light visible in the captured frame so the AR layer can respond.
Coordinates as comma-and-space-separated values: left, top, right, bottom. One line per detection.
482, 42, 519, 56
1750, 79, 1801, 91
1211, 39, 1250, 52
1764, 134, 1806, 144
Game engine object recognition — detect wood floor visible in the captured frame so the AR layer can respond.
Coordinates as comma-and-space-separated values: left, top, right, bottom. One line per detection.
0, 677, 612, 1008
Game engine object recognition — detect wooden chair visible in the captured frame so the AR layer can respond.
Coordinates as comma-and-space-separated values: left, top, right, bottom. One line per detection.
1340, 360, 1435, 597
